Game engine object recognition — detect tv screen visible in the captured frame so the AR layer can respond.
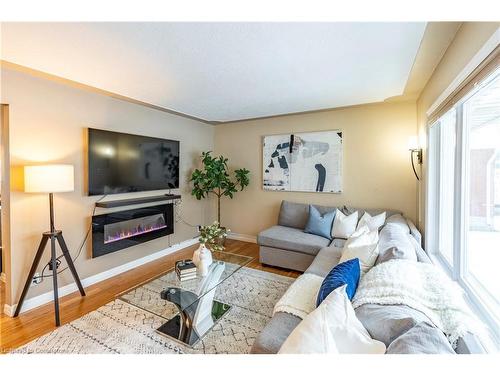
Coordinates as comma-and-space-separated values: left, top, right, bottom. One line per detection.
87, 128, 179, 195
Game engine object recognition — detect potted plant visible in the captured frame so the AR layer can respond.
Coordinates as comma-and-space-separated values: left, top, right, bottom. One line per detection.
199, 221, 229, 252
190, 151, 250, 230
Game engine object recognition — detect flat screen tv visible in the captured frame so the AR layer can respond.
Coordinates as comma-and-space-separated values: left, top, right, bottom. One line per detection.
87, 128, 179, 195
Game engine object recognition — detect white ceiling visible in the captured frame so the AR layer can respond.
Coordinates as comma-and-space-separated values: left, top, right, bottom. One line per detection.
1, 22, 427, 123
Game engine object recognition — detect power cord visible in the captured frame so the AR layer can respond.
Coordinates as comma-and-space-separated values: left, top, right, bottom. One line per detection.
35, 194, 107, 282
173, 199, 199, 228
35, 195, 195, 283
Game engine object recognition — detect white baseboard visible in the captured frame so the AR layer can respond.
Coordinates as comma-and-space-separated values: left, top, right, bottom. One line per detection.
3, 237, 199, 317
228, 232, 257, 243
3, 303, 14, 316
0, 272, 6, 283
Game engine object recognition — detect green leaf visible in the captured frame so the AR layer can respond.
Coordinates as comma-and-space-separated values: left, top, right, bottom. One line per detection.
190, 152, 251, 223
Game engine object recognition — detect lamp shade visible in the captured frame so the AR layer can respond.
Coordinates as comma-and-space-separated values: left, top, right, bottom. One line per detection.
24, 164, 75, 193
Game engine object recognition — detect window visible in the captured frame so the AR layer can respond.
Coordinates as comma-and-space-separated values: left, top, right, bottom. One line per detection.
438, 109, 457, 267
463, 73, 500, 325
427, 67, 500, 346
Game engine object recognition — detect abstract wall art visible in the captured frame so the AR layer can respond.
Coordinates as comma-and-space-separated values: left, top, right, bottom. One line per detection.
262, 130, 342, 193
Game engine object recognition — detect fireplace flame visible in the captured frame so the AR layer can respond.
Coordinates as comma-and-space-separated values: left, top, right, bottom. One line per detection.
104, 222, 168, 244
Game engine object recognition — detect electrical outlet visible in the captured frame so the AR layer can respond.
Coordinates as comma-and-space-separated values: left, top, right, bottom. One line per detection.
32, 272, 42, 285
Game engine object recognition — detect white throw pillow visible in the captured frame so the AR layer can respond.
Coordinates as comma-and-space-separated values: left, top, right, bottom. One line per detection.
340, 226, 379, 273
331, 210, 359, 239
356, 211, 386, 231
279, 285, 386, 354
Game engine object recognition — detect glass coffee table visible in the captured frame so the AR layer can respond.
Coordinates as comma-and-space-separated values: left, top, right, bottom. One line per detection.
119, 250, 253, 346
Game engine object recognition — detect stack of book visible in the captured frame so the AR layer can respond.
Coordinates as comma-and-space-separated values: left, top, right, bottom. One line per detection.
175, 259, 197, 281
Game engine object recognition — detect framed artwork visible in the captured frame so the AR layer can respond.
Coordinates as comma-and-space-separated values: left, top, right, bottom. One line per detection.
262, 130, 342, 193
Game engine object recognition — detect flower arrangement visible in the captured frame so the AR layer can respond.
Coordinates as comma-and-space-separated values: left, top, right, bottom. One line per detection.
199, 221, 230, 252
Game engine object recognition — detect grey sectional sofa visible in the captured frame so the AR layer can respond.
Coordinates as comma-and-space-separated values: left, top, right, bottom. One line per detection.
252, 200, 484, 354
258, 201, 403, 272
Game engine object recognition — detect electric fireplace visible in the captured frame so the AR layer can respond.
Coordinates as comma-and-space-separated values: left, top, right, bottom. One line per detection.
92, 203, 174, 258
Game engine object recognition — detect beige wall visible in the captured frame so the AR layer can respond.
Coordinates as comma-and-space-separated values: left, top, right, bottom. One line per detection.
416, 22, 499, 231
214, 101, 419, 237
1, 68, 214, 305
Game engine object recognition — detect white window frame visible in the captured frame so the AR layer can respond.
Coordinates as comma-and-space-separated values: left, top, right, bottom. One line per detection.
426, 68, 500, 350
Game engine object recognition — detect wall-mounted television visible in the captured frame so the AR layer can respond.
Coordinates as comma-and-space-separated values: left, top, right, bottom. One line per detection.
87, 128, 180, 195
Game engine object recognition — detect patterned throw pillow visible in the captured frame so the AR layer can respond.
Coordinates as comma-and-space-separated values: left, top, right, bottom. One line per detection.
316, 258, 361, 306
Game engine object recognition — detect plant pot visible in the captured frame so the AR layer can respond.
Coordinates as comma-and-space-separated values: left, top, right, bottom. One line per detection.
215, 226, 227, 248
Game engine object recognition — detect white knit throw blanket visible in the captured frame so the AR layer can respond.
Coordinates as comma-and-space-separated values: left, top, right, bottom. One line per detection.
273, 273, 324, 319
352, 259, 484, 347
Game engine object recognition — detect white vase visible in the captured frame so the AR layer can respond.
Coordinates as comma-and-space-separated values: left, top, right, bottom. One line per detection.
193, 244, 213, 277
192, 244, 203, 267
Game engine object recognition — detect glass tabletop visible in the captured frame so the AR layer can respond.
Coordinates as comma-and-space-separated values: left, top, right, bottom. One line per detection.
119, 250, 253, 320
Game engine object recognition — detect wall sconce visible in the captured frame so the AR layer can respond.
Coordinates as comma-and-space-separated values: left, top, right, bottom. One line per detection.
408, 136, 422, 181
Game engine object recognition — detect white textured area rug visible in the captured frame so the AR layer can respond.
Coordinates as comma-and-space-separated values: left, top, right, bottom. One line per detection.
13, 267, 294, 354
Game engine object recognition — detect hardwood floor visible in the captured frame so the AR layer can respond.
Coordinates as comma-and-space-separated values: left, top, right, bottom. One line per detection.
0, 281, 5, 316
0, 239, 300, 353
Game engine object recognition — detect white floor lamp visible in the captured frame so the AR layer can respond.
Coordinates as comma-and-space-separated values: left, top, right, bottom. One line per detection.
14, 164, 85, 326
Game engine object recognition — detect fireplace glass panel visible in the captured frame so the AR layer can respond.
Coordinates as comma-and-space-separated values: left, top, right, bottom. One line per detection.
92, 203, 174, 258
104, 213, 167, 244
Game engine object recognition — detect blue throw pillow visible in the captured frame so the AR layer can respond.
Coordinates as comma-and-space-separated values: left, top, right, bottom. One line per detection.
304, 205, 336, 240
316, 258, 361, 306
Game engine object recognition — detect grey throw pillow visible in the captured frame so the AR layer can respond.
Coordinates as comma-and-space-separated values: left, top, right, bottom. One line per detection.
385, 214, 410, 233
376, 246, 413, 265
386, 321, 455, 354
375, 219, 417, 265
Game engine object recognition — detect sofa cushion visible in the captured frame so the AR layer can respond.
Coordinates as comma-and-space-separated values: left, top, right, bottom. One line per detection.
250, 312, 302, 354
278, 201, 310, 229
354, 303, 434, 347
258, 225, 331, 255
408, 235, 432, 264
354, 302, 458, 353
260, 245, 316, 272
331, 238, 347, 248
386, 321, 455, 354
305, 246, 343, 277
278, 200, 338, 229
406, 218, 422, 246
